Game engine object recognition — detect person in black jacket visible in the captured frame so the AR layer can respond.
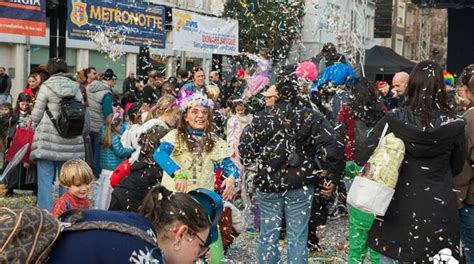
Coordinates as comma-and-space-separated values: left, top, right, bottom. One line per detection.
142, 70, 164, 105
360, 61, 466, 263
109, 124, 169, 211
0, 67, 12, 97
239, 67, 344, 263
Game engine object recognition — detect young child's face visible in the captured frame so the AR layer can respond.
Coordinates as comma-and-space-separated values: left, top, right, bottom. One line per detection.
19, 102, 29, 111
235, 105, 246, 116
0, 106, 9, 116
67, 179, 90, 199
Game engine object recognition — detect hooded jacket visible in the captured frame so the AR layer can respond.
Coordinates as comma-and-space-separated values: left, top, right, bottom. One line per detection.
87, 80, 112, 133
110, 160, 164, 212
362, 106, 465, 262
30, 74, 86, 161
239, 100, 344, 193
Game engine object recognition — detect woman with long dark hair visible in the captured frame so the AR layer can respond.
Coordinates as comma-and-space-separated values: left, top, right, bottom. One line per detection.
361, 61, 466, 262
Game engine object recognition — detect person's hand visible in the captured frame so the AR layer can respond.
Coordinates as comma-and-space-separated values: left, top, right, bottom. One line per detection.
23, 163, 30, 169
204, 250, 211, 262
221, 177, 236, 200
174, 170, 188, 192
391, 90, 399, 98
175, 179, 188, 192
321, 181, 335, 198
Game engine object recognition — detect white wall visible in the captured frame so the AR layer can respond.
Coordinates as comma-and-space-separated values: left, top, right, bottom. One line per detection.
295, 0, 376, 62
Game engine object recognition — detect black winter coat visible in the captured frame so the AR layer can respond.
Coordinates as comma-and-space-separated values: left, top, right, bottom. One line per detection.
109, 160, 163, 212
239, 100, 344, 193
361, 106, 465, 262
142, 84, 161, 105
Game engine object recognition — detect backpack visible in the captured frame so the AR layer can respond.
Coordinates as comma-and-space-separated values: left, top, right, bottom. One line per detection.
0, 207, 60, 263
46, 97, 85, 138
0, 207, 156, 263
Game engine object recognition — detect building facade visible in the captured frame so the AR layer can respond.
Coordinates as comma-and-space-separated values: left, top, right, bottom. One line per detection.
0, 0, 224, 103
376, 0, 447, 66
294, 0, 376, 63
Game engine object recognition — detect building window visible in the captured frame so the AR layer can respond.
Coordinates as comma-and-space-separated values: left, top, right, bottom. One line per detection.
395, 34, 404, 55
397, 3, 406, 28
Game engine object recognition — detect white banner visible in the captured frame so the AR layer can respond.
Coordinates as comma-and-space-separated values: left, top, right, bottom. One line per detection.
172, 9, 239, 56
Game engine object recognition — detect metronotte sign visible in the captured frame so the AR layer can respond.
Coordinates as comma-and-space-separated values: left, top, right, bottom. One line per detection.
67, 0, 166, 49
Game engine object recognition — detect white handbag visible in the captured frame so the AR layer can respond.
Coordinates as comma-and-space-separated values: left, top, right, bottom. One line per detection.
347, 176, 395, 216
347, 123, 405, 216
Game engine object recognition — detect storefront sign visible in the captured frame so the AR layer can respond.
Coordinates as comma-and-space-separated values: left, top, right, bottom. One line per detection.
172, 9, 239, 55
67, 0, 166, 49
0, 0, 46, 36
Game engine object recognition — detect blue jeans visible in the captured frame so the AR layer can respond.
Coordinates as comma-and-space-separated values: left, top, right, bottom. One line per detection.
37, 159, 65, 210
256, 185, 314, 264
89, 131, 101, 178
460, 205, 474, 263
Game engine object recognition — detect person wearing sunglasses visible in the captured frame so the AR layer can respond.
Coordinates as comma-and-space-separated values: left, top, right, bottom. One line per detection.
48, 186, 223, 264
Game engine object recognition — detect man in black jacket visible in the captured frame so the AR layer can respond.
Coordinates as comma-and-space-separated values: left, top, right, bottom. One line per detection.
0, 67, 12, 97
239, 68, 344, 263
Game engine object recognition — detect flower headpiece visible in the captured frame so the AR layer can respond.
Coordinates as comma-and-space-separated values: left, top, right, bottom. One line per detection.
112, 106, 124, 124
177, 91, 214, 112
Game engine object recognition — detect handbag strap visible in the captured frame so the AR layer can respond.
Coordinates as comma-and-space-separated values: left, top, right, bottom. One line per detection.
378, 123, 389, 147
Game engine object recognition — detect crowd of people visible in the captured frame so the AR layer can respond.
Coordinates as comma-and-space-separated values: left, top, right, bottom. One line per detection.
0, 43, 473, 263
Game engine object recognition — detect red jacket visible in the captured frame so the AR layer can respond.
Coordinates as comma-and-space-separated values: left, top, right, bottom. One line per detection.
337, 104, 355, 161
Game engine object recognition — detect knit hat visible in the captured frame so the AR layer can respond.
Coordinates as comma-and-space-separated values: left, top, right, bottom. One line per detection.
377, 81, 389, 90
295, 61, 318, 82
103, 69, 117, 81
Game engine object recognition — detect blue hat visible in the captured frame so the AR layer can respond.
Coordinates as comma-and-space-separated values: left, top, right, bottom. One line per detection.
188, 188, 223, 247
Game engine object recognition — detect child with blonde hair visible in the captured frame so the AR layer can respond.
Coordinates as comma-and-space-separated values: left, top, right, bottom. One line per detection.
51, 159, 94, 217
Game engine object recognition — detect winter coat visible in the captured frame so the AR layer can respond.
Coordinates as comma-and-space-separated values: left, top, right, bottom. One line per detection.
87, 80, 112, 133
0, 74, 11, 94
110, 160, 164, 212
100, 127, 134, 171
239, 100, 345, 193
155, 129, 239, 192
362, 106, 465, 262
454, 106, 474, 207
142, 84, 161, 105
30, 74, 86, 161
48, 210, 163, 263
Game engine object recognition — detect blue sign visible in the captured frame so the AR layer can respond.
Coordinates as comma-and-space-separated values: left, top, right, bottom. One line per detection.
67, 0, 166, 49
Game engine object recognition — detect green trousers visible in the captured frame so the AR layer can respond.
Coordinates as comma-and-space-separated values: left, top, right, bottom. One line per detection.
348, 207, 380, 264
209, 229, 224, 264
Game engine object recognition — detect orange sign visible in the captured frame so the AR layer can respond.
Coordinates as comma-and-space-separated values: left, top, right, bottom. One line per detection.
0, 0, 46, 36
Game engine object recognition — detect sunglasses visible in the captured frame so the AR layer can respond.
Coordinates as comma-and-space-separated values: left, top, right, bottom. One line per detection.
188, 229, 209, 257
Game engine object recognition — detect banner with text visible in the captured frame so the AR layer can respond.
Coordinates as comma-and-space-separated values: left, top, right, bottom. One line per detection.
0, 0, 46, 36
67, 0, 166, 49
172, 9, 238, 55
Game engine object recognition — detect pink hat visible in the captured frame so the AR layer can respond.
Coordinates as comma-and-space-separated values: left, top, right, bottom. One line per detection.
295, 61, 318, 81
